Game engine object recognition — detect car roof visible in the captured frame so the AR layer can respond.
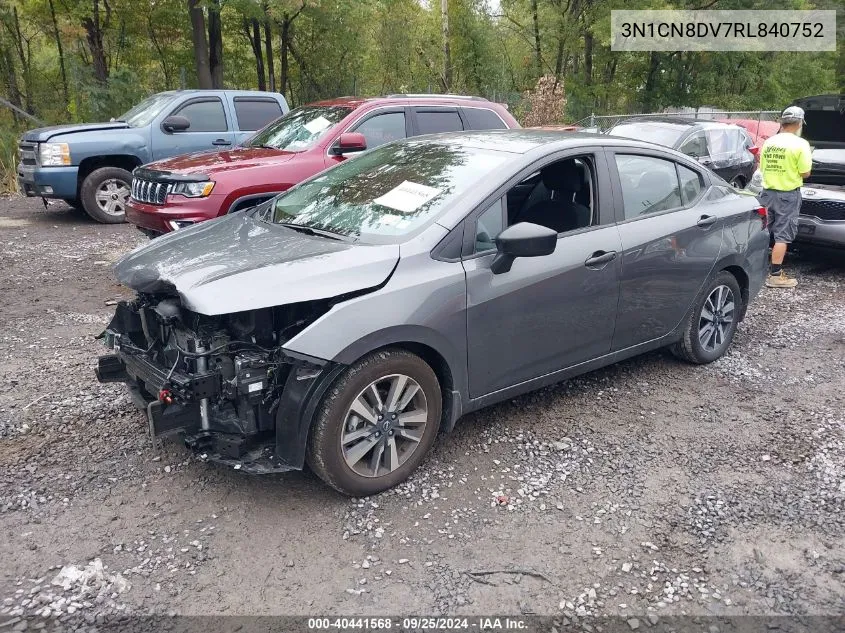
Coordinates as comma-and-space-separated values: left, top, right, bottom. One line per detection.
155, 89, 282, 97
404, 129, 689, 156
614, 117, 742, 131
307, 94, 498, 109
792, 93, 843, 109
613, 117, 700, 129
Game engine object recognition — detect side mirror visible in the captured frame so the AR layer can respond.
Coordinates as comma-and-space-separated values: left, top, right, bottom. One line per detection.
330, 132, 367, 156
162, 115, 191, 133
490, 222, 558, 274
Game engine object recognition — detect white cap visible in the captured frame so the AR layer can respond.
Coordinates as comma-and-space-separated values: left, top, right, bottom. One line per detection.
779, 106, 805, 124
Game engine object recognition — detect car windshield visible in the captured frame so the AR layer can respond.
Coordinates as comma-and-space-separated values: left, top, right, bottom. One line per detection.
117, 93, 176, 128
264, 138, 509, 244
245, 105, 353, 152
610, 122, 689, 147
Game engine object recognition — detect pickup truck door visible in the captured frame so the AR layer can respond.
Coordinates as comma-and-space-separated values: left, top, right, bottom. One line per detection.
227, 95, 285, 145
152, 95, 236, 160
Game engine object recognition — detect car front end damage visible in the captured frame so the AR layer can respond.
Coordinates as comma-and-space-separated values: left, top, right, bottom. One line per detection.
95, 295, 344, 473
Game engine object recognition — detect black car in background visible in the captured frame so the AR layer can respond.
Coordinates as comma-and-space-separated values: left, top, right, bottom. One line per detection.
609, 118, 756, 188
792, 94, 845, 247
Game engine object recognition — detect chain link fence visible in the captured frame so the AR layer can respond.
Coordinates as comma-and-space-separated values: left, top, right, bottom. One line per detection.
574, 109, 781, 135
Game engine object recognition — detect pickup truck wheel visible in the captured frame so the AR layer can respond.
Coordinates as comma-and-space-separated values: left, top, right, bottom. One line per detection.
306, 349, 442, 496
80, 167, 132, 224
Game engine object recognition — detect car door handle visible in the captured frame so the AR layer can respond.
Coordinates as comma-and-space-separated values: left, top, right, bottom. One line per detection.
212, 138, 232, 146
697, 215, 717, 228
584, 250, 617, 268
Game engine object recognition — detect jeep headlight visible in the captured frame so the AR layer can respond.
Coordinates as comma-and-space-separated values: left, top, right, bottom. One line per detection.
39, 143, 71, 166
171, 181, 215, 197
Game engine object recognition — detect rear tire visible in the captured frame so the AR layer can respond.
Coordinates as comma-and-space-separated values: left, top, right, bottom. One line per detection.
80, 166, 132, 224
671, 271, 742, 364
306, 349, 442, 496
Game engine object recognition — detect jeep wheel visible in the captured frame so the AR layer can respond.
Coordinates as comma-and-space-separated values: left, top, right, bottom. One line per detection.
306, 349, 442, 496
80, 166, 132, 224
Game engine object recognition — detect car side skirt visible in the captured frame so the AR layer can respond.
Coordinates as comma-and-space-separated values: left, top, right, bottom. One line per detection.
464, 329, 680, 414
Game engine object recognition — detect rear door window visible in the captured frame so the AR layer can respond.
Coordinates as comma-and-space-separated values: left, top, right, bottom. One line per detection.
462, 107, 507, 130
414, 109, 464, 135
705, 127, 744, 165
678, 132, 709, 159
615, 154, 683, 219
234, 98, 283, 131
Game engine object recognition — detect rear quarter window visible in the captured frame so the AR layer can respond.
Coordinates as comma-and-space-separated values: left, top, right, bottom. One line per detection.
234, 99, 284, 131
462, 107, 508, 130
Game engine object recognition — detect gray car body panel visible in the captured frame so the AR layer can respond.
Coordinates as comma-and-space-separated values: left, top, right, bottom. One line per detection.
281, 131, 768, 414
281, 226, 469, 394
114, 211, 400, 315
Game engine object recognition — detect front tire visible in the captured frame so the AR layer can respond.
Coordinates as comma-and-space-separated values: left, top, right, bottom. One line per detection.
80, 166, 132, 224
306, 349, 442, 496
671, 271, 742, 364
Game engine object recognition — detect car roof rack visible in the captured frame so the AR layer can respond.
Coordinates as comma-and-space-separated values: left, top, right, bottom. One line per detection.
384, 93, 489, 101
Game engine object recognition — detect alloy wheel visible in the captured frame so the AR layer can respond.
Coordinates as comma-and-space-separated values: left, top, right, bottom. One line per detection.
95, 179, 130, 217
341, 373, 428, 478
698, 284, 735, 352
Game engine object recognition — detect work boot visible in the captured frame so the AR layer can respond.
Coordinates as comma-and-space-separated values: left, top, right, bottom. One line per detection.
766, 271, 798, 288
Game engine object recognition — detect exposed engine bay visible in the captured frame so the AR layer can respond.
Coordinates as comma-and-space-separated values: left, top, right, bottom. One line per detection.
96, 293, 344, 473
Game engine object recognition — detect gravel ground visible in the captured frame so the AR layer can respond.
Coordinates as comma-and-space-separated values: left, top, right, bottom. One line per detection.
1, 197, 844, 629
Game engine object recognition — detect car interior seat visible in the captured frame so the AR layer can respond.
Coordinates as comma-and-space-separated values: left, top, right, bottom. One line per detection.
516, 161, 591, 232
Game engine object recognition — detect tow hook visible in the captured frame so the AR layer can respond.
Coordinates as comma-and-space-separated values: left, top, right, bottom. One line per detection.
158, 389, 174, 405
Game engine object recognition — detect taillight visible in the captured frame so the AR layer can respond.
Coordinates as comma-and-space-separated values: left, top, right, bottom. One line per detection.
756, 206, 768, 229
749, 146, 760, 157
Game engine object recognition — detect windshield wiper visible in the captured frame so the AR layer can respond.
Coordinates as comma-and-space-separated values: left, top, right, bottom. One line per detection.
278, 222, 344, 241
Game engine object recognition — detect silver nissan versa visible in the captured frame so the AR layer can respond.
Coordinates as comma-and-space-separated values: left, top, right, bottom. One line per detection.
97, 130, 769, 495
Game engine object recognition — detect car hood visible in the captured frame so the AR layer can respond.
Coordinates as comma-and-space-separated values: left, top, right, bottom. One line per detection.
144, 147, 297, 176
793, 94, 844, 150
114, 212, 399, 315
806, 149, 845, 187
23, 122, 130, 142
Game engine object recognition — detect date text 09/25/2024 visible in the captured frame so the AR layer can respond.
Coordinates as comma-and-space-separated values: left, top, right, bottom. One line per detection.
307, 617, 528, 630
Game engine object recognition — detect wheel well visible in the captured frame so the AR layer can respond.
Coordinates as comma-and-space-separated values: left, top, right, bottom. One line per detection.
721, 265, 749, 319
230, 195, 274, 214
367, 342, 456, 432
77, 155, 141, 196
732, 175, 746, 187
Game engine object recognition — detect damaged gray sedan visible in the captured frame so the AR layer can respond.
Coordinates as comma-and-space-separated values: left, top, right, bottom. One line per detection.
97, 130, 768, 495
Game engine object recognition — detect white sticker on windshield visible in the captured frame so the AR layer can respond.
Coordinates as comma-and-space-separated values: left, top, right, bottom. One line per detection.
373, 181, 441, 214
303, 115, 332, 135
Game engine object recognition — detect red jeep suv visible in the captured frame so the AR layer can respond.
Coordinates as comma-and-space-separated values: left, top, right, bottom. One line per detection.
126, 94, 519, 235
